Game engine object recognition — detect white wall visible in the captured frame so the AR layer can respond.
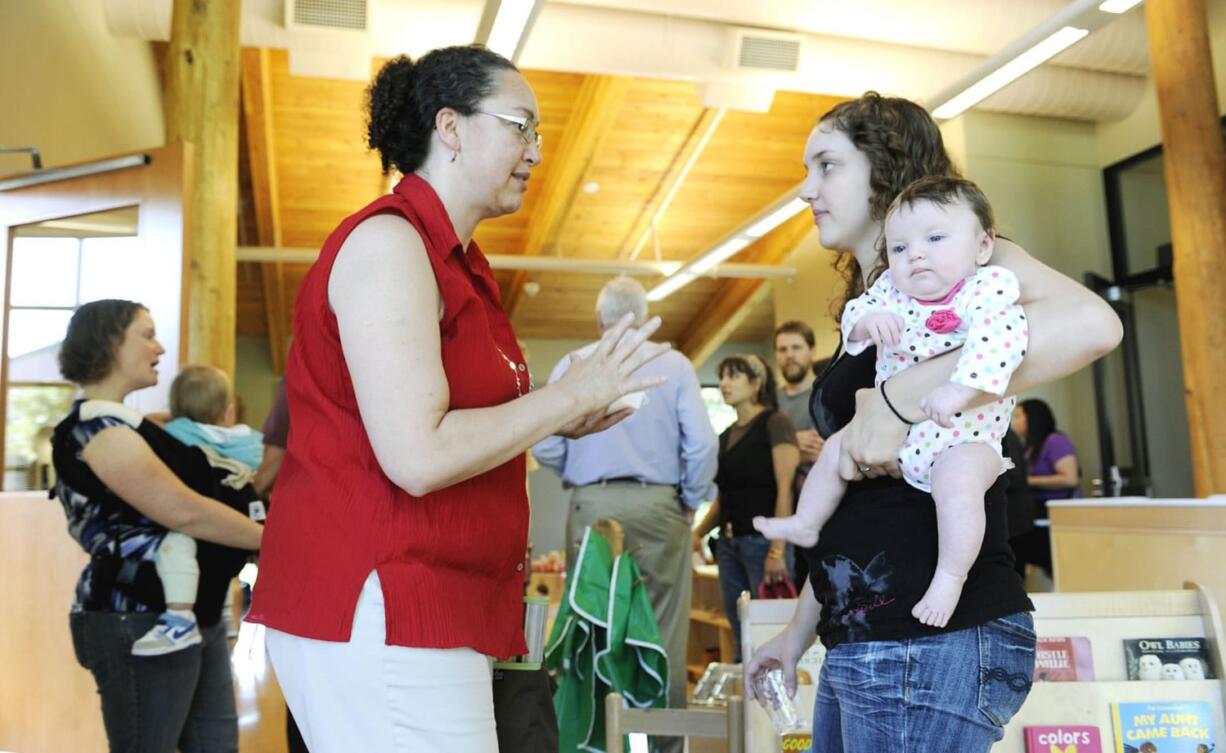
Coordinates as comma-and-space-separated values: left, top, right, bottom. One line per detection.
952, 110, 1113, 494
233, 335, 279, 430
772, 228, 846, 361
1096, 0, 1226, 167
0, 0, 164, 172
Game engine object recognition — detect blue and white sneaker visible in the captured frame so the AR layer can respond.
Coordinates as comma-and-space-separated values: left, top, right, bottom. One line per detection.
131, 611, 202, 656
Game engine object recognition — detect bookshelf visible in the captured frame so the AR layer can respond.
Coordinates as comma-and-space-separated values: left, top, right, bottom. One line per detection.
1003, 583, 1225, 751
739, 583, 1226, 753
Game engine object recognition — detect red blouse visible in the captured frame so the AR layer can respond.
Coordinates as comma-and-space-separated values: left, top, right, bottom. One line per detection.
247, 174, 530, 658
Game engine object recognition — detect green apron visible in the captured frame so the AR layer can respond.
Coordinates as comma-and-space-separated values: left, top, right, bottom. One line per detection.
546, 527, 668, 752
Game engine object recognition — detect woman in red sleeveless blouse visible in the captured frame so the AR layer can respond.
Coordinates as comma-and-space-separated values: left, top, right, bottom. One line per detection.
246, 46, 669, 753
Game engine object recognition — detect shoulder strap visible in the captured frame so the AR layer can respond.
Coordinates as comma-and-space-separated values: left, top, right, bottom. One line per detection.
50, 403, 111, 501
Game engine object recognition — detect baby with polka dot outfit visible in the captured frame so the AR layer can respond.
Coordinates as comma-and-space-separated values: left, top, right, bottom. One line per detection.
754, 175, 1028, 628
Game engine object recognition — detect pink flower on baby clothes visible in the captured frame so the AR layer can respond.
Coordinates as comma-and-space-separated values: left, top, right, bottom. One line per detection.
925, 309, 962, 334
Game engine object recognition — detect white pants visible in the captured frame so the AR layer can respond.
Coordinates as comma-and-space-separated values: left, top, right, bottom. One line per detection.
265, 572, 499, 753
156, 531, 199, 605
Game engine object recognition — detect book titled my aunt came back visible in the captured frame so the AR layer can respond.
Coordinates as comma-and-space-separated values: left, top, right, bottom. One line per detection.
1110, 700, 1216, 753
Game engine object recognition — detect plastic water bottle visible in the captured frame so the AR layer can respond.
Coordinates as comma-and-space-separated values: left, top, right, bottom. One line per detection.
752, 668, 805, 734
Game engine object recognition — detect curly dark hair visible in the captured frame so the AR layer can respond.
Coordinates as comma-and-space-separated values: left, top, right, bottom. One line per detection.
58, 299, 147, 385
817, 92, 960, 321
366, 45, 518, 175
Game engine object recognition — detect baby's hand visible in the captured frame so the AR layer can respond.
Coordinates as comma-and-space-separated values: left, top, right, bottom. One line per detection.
856, 312, 906, 349
919, 383, 980, 428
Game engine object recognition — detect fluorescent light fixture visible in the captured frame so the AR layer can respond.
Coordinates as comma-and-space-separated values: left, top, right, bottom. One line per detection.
691, 237, 752, 275
745, 198, 808, 238
0, 154, 149, 192
486, 0, 537, 59
932, 26, 1089, 120
1098, 0, 1143, 12
646, 272, 697, 302
647, 184, 806, 301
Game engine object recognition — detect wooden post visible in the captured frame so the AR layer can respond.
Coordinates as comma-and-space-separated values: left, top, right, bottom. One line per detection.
165, 0, 241, 376
1145, 0, 1226, 496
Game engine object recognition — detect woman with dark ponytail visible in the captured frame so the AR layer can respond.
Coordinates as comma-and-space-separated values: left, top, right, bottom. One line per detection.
246, 46, 669, 752
691, 353, 800, 659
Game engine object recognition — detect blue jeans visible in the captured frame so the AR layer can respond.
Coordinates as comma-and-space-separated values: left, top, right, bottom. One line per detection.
714, 533, 792, 661
810, 612, 1036, 752
70, 610, 238, 753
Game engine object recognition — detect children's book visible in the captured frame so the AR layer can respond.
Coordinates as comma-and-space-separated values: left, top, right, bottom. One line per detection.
1034, 637, 1095, 681
1110, 700, 1216, 753
1025, 725, 1103, 752
1123, 638, 1215, 681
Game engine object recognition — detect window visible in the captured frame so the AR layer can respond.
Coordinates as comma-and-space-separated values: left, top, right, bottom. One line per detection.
701, 386, 737, 435
4, 206, 141, 489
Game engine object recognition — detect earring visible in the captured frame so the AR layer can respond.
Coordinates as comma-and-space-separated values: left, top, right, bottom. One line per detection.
450, 151, 458, 163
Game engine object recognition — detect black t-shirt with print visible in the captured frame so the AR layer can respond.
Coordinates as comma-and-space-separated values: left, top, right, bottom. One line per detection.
805, 347, 1033, 650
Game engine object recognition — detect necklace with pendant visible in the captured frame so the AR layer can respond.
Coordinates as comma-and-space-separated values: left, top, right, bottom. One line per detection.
495, 344, 531, 397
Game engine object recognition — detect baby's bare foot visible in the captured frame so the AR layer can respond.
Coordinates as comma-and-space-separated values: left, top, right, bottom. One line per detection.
911, 568, 967, 628
752, 515, 819, 548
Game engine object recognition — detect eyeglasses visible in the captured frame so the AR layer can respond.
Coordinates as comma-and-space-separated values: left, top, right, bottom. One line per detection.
476, 111, 543, 150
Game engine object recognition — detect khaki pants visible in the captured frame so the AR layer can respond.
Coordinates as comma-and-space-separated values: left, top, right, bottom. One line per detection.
567, 481, 692, 753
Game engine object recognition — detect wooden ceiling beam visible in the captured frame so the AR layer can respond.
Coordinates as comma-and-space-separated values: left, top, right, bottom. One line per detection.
240, 47, 288, 374
678, 211, 814, 368
504, 74, 630, 317
618, 107, 725, 260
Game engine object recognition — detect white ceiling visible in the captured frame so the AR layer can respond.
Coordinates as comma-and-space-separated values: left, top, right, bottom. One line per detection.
102, 0, 1154, 121
558, 0, 1150, 74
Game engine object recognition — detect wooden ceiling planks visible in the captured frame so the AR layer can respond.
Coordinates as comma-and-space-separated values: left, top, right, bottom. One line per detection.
503, 75, 631, 316
268, 49, 384, 250
235, 54, 838, 352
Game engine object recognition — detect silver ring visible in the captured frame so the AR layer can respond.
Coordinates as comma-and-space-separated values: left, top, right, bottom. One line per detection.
859, 465, 871, 473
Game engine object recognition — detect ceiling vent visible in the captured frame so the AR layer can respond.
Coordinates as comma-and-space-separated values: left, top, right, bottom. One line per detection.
285, 0, 368, 32
729, 28, 803, 74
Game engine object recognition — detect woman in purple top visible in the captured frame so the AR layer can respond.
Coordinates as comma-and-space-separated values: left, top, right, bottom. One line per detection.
1011, 398, 1081, 575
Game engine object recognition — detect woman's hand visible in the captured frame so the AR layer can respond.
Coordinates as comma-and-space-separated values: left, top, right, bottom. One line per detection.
744, 624, 812, 701
837, 387, 908, 481
555, 314, 672, 415
556, 407, 634, 440
692, 532, 714, 564
763, 550, 789, 584
795, 430, 825, 465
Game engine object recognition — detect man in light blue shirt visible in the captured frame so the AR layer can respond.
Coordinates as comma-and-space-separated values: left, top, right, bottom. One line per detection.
534, 277, 717, 746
